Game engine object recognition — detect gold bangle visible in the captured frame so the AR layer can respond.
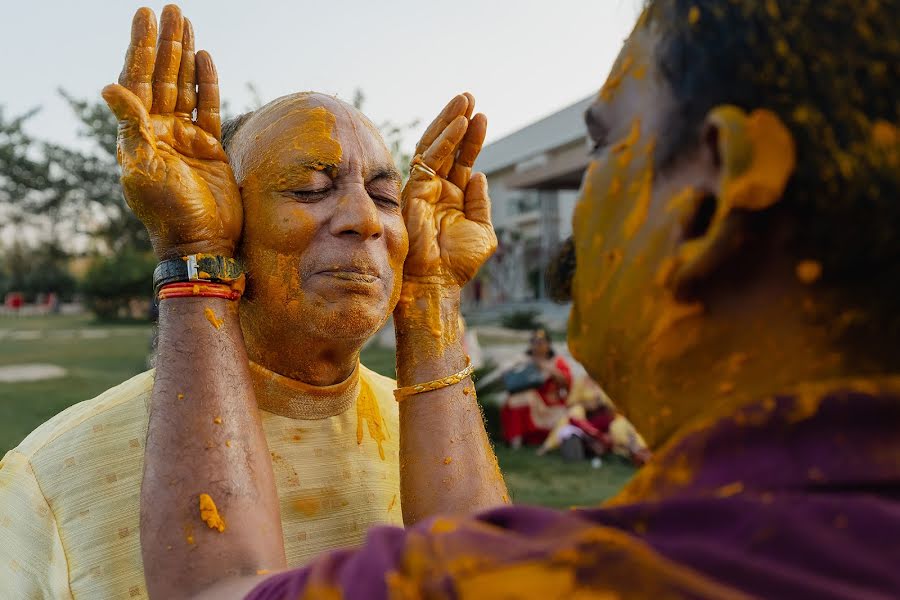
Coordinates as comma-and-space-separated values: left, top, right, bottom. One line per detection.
394, 358, 474, 401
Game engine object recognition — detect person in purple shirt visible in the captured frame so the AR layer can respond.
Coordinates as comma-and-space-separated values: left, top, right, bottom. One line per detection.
144, 0, 900, 598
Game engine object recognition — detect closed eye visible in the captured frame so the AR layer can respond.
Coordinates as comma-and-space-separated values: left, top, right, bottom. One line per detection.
372, 194, 400, 208
289, 188, 330, 202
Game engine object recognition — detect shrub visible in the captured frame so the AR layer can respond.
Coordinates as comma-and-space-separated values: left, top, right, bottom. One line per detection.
81, 250, 156, 320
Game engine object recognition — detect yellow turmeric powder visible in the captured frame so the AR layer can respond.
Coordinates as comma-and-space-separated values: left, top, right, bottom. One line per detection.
199, 493, 226, 532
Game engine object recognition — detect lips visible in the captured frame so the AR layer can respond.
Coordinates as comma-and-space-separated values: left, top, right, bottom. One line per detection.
316, 265, 380, 283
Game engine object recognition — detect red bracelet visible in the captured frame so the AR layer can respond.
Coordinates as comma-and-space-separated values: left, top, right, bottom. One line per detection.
157, 282, 242, 301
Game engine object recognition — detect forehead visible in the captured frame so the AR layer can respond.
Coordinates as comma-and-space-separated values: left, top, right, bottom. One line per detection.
230, 93, 391, 180
594, 25, 669, 136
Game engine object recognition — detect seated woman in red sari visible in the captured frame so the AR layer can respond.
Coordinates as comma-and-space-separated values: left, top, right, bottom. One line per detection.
500, 329, 573, 447
139, 0, 900, 598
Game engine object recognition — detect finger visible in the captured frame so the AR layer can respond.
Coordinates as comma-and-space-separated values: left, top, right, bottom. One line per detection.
118, 7, 157, 111
101, 83, 155, 166
414, 94, 469, 156
174, 17, 196, 116
422, 115, 468, 171
439, 92, 477, 177
195, 50, 222, 140
462, 92, 475, 120
463, 173, 492, 226
150, 4, 184, 114
448, 113, 487, 189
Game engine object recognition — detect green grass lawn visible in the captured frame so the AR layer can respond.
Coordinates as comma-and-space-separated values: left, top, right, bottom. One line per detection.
1, 315, 635, 506
0, 314, 153, 453
494, 445, 634, 508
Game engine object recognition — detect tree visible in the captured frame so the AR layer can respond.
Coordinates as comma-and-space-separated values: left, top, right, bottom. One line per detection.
42, 91, 150, 252
80, 249, 157, 320
0, 106, 52, 234
352, 88, 420, 179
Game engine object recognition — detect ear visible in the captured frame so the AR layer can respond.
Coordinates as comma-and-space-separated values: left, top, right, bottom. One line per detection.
665, 105, 797, 294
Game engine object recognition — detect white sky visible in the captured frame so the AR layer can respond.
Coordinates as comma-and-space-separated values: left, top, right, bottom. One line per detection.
1, 1, 640, 151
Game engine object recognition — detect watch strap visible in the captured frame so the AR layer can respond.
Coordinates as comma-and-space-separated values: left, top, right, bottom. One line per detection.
153, 255, 243, 296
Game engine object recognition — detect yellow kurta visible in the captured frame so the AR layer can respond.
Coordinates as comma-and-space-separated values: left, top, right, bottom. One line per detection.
0, 366, 402, 599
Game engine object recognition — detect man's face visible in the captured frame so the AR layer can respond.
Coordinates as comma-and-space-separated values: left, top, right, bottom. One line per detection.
230, 93, 408, 376
569, 25, 714, 436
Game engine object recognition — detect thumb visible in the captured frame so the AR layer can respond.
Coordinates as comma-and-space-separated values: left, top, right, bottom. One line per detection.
101, 83, 155, 168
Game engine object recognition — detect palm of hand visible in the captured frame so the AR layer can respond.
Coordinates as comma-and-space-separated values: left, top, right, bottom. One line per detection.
403, 177, 495, 286
120, 114, 241, 259
402, 94, 496, 288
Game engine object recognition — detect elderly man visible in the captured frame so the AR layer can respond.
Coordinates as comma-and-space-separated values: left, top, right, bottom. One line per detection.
0, 5, 506, 598
143, 0, 900, 598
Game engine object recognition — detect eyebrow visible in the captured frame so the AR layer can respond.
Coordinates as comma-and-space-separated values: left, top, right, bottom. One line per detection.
296, 159, 341, 173
367, 166, 403, 186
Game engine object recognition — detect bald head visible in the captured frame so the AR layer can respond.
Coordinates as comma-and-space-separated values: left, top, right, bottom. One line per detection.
223, 92, 394, 185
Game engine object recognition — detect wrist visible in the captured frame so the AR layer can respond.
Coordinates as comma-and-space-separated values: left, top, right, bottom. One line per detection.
154, 240, 236, 262
394, 281, 461, 329
394, 281, 463, 361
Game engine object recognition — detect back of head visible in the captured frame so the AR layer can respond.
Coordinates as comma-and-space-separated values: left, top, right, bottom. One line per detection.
646, 0, 900, 361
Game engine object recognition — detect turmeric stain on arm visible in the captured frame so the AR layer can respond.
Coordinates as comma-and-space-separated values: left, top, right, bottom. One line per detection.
199, 493, 226, 532
203, 306, 224, 329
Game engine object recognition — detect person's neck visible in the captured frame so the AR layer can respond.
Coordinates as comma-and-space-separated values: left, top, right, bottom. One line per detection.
622, 265, 896, 448
246, 344, 363, 419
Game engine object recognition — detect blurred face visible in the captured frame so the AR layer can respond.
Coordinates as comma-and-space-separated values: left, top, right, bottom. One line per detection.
531, 336, 551, 359
569, 25, 718, 439
230, 93, 408, 377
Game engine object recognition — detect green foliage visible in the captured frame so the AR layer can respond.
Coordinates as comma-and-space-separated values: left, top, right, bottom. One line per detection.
0, 106, 51, 229
501, 309, 542, 331
0, 94, 150, 254
42, 91, 150, 251
80, 250, 156, 319
0, 243, 76, 301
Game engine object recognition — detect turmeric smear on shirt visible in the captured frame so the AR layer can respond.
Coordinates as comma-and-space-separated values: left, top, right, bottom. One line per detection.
356, 379, 387, 460
199, 493, 226, 532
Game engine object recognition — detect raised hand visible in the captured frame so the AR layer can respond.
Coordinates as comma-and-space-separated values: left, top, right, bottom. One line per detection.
402, 93, 497, 288
102, 5, 241, 261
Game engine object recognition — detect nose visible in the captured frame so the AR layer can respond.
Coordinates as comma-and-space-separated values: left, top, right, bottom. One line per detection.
584, 103, 608, 146
329, 185, 383, 241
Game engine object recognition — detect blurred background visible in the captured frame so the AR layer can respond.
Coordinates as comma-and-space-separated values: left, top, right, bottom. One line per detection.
0, 1, 644, 507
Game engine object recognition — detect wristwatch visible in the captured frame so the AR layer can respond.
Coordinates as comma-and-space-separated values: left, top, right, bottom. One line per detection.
153, 255, 243, 296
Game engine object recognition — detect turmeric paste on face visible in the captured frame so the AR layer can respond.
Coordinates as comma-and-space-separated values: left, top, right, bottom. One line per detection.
199, 493, 226, 532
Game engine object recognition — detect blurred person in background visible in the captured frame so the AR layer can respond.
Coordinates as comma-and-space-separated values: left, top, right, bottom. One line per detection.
539, 375, 651, 466
500, 328, 572, 448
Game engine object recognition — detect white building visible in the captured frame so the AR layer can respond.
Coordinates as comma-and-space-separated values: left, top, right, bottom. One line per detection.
467, 95, 593, 307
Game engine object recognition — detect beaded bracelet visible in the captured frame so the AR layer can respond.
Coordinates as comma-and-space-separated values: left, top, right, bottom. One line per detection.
157, 281, 242, 301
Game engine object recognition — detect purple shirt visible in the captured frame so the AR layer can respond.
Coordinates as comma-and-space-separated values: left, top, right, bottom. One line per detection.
248, 381, 900, 599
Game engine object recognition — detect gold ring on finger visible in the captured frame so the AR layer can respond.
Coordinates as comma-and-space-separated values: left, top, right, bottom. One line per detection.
410, 155, 437, 178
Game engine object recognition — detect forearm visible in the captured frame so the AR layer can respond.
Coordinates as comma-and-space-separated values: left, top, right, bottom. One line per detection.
142, 296, 285, 599
395, 283, 508, 525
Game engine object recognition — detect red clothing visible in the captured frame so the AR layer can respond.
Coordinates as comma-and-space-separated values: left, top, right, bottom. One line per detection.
536, 356, 572, 406
501, 356, 572, 444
